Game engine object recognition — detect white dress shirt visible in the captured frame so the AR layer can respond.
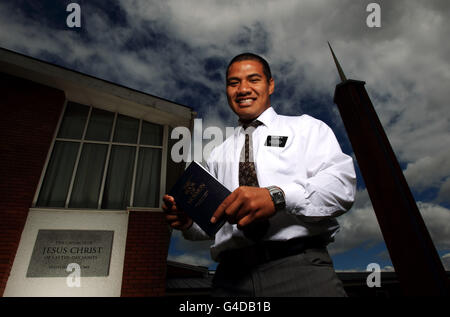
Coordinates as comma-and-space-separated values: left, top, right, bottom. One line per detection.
183, 106, 356, 261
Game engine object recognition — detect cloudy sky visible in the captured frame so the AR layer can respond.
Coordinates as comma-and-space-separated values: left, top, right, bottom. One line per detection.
1, 0, 449, 272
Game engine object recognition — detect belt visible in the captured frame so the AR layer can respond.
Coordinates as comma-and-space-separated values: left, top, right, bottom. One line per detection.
219, 236, 327, 268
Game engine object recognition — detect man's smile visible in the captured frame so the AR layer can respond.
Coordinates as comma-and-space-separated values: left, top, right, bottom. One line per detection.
236, 97, 256, 106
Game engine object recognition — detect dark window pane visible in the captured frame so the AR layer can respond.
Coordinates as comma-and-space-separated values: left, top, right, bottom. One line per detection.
140, 121, 163, 146
113, 114, 139, 144
69, 143, 108, 208
37, 141, 79, 207
134, 148, 162, 207
57, 102, 89, 139
85, 108, 114, 141
101, 146, 136, 209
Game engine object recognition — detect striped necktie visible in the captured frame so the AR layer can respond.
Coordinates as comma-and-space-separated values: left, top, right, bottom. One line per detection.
239, 120, 263, 187
239, 120, 269, 241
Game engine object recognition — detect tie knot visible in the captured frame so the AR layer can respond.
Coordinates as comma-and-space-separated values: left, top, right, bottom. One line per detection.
241, 120, 263, 130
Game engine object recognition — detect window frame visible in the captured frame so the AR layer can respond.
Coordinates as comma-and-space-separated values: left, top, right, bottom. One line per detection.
32, 100, 168, 211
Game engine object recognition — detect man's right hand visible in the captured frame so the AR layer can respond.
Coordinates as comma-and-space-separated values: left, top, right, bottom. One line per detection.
162, 194, 193, 231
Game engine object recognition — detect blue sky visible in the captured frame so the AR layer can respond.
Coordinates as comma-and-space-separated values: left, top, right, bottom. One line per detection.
1, 0, 449, 272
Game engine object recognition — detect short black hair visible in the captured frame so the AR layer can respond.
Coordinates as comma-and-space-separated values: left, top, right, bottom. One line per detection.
226, 52, 272, 82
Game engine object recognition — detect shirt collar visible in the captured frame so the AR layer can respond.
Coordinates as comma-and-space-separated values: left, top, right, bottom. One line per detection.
257, 106, 277, 128
238, 106, 277, 130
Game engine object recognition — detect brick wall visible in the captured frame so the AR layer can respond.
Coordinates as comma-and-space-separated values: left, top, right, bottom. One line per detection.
0, 72, 65, 296
121, 210, 171, 296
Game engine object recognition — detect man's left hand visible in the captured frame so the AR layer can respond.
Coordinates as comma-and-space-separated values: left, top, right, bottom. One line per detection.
210, 186, 276, 229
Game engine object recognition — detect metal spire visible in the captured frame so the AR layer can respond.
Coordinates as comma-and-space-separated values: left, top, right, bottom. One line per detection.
328, 41, 347, 82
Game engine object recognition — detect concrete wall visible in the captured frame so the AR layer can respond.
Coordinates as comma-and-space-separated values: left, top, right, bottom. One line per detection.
4, 209, 128, 297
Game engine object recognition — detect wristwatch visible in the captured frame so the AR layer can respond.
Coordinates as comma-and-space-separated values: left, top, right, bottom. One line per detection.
266, 186, 286, 211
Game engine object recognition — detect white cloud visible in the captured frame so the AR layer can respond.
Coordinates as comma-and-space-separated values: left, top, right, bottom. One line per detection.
167, 253, 215, 268
381, 265, 395, 272
336, 265, 395, 273
418, 202, 450, 250
329, 203, 383, 255
330, 190, 450, 255
2, 1, 449, 144
437, 177, 450, 204
404, 152, 450, 192
442, 253, 450, 271
167, 230, 216, 268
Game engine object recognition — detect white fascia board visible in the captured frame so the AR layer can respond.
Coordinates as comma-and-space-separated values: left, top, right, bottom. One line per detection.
0, 49, 194, 128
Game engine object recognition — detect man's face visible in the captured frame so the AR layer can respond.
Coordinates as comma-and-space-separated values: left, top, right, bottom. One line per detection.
226, 60, 274, 121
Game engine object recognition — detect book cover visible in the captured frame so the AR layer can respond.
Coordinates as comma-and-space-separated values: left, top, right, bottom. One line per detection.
168, 161, 230, 237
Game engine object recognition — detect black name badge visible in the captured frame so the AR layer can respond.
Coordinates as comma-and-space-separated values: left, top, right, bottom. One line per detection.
265, 135, 288, 147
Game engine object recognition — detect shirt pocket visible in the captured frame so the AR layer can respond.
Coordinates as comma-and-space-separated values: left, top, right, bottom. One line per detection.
257, 132, 298, 174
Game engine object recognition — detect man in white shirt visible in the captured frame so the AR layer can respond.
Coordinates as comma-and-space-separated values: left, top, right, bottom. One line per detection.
163, 53, 356, 296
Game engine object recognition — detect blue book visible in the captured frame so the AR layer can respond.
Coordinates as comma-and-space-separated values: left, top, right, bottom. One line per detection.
168, 161, 229, 237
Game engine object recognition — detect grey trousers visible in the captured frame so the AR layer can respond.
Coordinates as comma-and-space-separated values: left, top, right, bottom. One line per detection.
212, 247, 347, 297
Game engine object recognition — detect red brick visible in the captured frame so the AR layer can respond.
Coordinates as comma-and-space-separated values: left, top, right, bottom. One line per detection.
120, 210, 171, 297
0, 72, 65, 296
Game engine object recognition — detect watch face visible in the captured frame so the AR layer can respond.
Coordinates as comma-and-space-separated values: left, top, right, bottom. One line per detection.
266, 186, 285, 210
273, 192, 282, 201
270, 188, 285, 210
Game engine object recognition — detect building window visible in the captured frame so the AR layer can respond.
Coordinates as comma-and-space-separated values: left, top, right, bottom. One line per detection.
36, 102, 164, 209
